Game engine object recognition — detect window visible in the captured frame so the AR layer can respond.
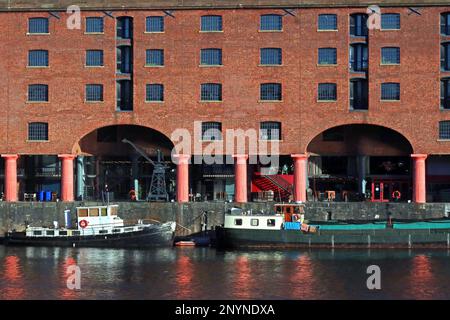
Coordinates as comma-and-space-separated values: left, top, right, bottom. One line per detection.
28, 84, 48, 102
146, 16, 164, 32
78, 209, 88, 217
97, 126, 117, 142
117, 16, 133, 39
117, 46, 132, 73
318, 14, 337, 30
146, 84, 164, 102
86, 17, 104, 33
260, 122, 281, 140
260, 14, 282, 31
318, 83, 337, 101
441, 43, 450, 71
234, 219, 243, 226
28, 50, 48, 67
260, 48, 282, 65
116, 80, 133, 111
86, 50, 104, 66
146, 49, 164, 66
89, 208, 99, 217
381, 83, 400, 100
267, 219, 276, 227
381, 47, 400, 65
86, 84, 103, 102
201, 15, 222, 32
318, 48, 337, 65
350, 13, 368, 36
441, 13, 450, 36
28, 18, 49, 34
440, 121, 450, 139
349, 44, 368, 71
441, 78, 450, 109
251, 219, 259, 226
381, 13, 400, 30
201, 122, 222, 141
201, 83, 222, 101
350, 78, 368, 110
200, 49, 222, 65
28, 122, 48, 141
260, 83, 282, 101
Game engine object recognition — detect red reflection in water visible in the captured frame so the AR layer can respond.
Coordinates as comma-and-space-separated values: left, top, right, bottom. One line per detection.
59, 257, 78, 299
2, 255, 25, 299
408, 254, 435, 299
233, 256, 252, 299
175, 254, 193, 299
290, 255, 315, 299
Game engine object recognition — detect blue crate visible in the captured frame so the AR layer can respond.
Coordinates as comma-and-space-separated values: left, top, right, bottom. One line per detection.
284, 222, 301, 230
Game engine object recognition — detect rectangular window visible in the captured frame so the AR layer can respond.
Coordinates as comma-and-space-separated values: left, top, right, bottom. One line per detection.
28, 84, 48, 102
440, 121, 450, 139
202, 122, 222, 141
234, 219, 243, 226
200, 49, 222, 65
381, 83, 400, 100
86, 84, 103, 102
146, 49, 164, 66
349, 44, 368, 71
117, 17, 133, 39
250, 219, 259, 226
350, 14, 368, 36
441, 13, 450, 36
201, 15, 223, 32
318, 14, 337, 30
260, 122, 281, 140
318, 48, 337, 65
260, 83, 282, 101
381, 13, 400, 30
28, 18, 49, 34
201, 83, 222, 101
381, 47, 400, 65
28, 50, 48, 67
441, 79, 450, 109
86, 17, 104, 33
116, 80, 133, 111
441, 43, 450, 71
350, 79, 368, 110
86, 50, 104, 66
146, 84, 164, 102
260, 14, 282, 31
318, 83, 337, 101
28, 122, 48, 141
146, 16, 164, 32
260, 48, 282, 65
267, 219, 276, 227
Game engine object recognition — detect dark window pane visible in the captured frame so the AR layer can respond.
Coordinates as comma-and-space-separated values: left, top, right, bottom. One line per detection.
146, 84, 164, 101
201, 122, 222, 140
441, 13, 450, 36
86, 84, 103, 102
29, 18, 49, 34
201, 16, 222, 31
201, 49, 222, 65
260, 48, 282, 65
349, 44, 368, 71
440, 121, 450, 139
350, 79, 368, 110
260, 83, 282, 101
381, 13, 400, 30
117, 17, 133, 39
381, 47, 400, 64
260, 122, 281, 140
350, 14, 368, 36
318, 14, 337, 30
86, 50, 104, 66
441, 79, 450, 109
146, 16, 164, 32
441, 43, 450, 71
318, 83, 337, 101
260, 14, 282, 31
28, 84, 48, 102
381, 83, 400, 100
146, 49, 164, 66
28, 122, 48, 141
201, 83, 222, 101
28, 50, 48, 67
86, 17, 104, 33
318, 48, 337, 65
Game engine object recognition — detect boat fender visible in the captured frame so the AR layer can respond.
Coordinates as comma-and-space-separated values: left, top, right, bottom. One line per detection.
79, 220, 89, 229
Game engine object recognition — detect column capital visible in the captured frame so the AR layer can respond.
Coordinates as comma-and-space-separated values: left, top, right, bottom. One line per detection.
291, 154, 308, 160
232, 154, 248, 164
58, 154, 76, 160
411, 154, 428, 160
173, 154, 191, 165
1, 154, 18, 160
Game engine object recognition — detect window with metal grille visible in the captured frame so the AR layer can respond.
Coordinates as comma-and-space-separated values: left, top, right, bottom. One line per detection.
200, 48, 222, 65
318, 83, 337, 101
28, 84, 48, 102
381, 47, 400, 64
318, 48, 337, 65
201, 15, 222, 31
441, 78, 450, 109
260, 122, 281, 140
439, 121, 450, 139
201, 83, 222, 101
86, 50, 104, 66
260, 14, 282, 31
350, 13, 368, 36
28, 18, 49, 34
381, 13, 400, 30
146, 84, 164, 102
441, 43, 450, 71
349, 44, 368, 71
86, 84, 103, 102
28, 122, 48, 141
441, 13, 450, 36
260, 83, 282, 101
260, 48, 282, 65
146, 16, 164, 32
381, 83, 400, 100
146, 49, 164, 66
350, 78, 368, 110
86, 17, 104, 33
318, 14, 337, 30
28, 50, 48, 67
201, 122, 222, 141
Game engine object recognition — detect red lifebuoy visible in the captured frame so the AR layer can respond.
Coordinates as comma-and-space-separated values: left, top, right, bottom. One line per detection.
392, 190, 401, 199
79, 220, 88, 229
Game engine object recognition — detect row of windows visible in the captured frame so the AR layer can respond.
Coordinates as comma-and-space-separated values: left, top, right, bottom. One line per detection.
318, 83, 399, 101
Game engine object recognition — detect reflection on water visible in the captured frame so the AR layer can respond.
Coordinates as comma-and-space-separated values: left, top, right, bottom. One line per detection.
2, 245, 450, 299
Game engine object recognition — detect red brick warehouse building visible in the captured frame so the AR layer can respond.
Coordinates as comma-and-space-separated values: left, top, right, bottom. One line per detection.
0, 0, 449, 204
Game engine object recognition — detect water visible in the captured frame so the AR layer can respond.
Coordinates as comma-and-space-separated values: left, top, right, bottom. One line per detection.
1, 245, 450, 300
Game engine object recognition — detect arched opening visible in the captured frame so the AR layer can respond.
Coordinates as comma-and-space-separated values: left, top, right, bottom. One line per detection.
307, 124, 413, 202
75, 125, 175, 201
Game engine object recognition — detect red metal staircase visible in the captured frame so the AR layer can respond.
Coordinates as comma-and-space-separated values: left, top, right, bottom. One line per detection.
251, 172, 293, 201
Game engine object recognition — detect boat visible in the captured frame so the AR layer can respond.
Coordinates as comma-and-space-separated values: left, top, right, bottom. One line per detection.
3, 204, 177, 248
215, 203, 450, 249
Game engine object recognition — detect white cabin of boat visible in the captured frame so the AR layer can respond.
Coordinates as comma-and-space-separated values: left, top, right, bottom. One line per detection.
76, 204, 124, 230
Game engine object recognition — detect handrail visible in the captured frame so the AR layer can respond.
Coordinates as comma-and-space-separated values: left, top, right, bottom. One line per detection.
261, 174, 293, 194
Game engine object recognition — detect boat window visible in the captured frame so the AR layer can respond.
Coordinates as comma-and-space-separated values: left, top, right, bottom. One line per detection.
59, 231, 68, 236
294, 207, 300, 214
46, 230, 54, 236
251, 219, 259, 227
33, 230, 42, 236
89, 208, 99, 217
110, 206, 118, 216
267, 219, 276, 227
275, 206, 282, 213
113, 229, 121, 233
101, 208, 107, 216
78, 209, 88, 217
234, 219, 243, 226
125, 227, 134, 232
99, 230, 108, 234
72, 231, 80, 236
286, 207, 291, 214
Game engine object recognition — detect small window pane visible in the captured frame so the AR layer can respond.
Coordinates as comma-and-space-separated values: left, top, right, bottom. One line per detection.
318, 14, 337, 30
381, 13, 400, 30
381, 47, 400, 64
260, 48, 282, 65
318, 48, 337, 65
86, 17, 104, 33
260, 83, 282, 101
260, 122, 281, 140
441, 43, 450, 71
201, 83, 222, 101
146, 84, 164, 102
86, 50, 104, 66
440, 121, 450, 139
29, 18, 49, 34
441, 13, 450, 36
441, 79, 450, 109
381, 83, 400, 100
201, 15, 222, 32
202, 122, 222, 141
146, 49, 164, 66
86, 84, 103, 102
260, 14, 282, 31
28, 122, 48, 141
201, 49, 222, 65
146, 16, 164, 32
28, 84, 48, 102
318, 83, 337, 101
28, 50, 48, 67
350, 14, 368, 36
